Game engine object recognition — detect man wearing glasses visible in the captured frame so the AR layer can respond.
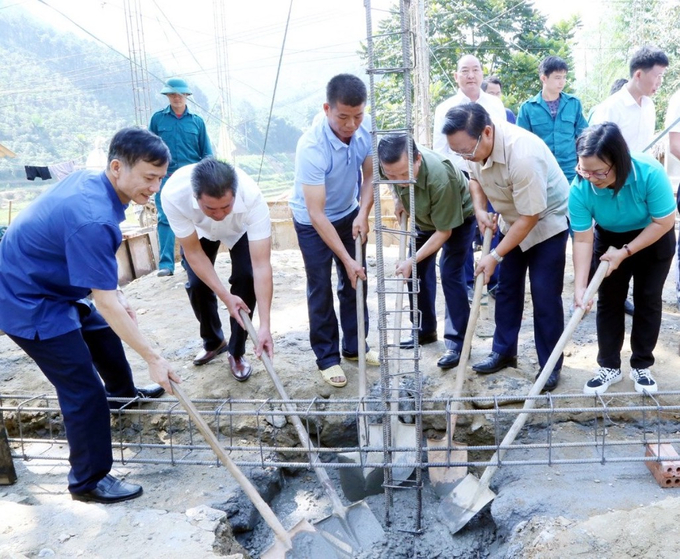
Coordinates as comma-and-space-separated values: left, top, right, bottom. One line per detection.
442, 103, 570, 391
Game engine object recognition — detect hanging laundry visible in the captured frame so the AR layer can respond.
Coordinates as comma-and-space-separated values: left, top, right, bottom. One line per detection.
25, 166, 52, 181
48, 160, 77, 180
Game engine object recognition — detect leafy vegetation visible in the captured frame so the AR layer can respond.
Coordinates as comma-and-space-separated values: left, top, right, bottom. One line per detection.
0, 9, 303, 201
363, 0, 580, 130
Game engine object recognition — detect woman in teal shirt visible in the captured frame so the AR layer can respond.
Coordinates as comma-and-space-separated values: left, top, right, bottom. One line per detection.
569, 123, 676, 395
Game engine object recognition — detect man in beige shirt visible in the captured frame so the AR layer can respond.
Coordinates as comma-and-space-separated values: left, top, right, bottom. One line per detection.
443, 103, 570, 391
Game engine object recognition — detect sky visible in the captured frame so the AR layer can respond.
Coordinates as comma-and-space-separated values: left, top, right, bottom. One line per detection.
5, 0, 590, 124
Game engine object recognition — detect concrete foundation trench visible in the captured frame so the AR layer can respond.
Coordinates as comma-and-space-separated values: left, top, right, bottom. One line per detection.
4, 246, 680, 558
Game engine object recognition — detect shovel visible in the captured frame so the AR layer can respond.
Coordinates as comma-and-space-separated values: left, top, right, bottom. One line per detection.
427, 226, 494, 497
440, 258, 610, 534
240, 311, 386, 558
337, 235, 385, 501
170, 381, 338, 559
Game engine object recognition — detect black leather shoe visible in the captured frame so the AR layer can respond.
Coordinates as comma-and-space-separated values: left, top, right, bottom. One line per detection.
472, 352, 517, 374
157, 268, 173, 277
537, 369, 561, 392
71, 474, 143, 504
193, 339, 228, 366
624, 299, 635, 316
136, 384, 165, 399
228, 354, 252, 382
437, 349, 461, 370
400, 331, 438, 349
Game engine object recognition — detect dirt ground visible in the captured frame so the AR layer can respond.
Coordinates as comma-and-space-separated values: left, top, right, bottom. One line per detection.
3, 240, 680, 558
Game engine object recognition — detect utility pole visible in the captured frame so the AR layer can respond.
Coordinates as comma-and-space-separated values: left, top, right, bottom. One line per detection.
123, 0, 152, 126
214, 0, 236, 163
410, 0, 431, 146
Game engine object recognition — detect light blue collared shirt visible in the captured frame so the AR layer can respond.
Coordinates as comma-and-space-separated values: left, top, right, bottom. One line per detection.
289, 116, 371, 225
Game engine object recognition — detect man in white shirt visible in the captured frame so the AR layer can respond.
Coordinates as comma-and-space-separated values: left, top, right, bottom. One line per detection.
590, 46, 668, 152
161, 158, 273, 382
433, 54, 506, 308
432, 54, 507, 167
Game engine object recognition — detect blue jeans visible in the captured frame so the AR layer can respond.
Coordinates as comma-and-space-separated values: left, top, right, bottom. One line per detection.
410, 218, 475, 351
293, 209, 369, 370
492, 229, 568, 373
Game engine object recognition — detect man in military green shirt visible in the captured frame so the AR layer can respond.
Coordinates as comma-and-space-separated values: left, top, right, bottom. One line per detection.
149, 78, 213, 276
378, 133, 475, 369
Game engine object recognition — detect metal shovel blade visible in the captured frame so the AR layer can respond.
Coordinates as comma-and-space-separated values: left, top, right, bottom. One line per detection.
438, 473, 496, 535
314, 500, 386, 559
426, 438, 468, 498
337, 450, 384, 502
262, 519, 339, 559
171, 382, 338, 559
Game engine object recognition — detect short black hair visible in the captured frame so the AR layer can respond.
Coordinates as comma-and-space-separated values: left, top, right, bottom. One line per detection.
441, 103, 491, 138
377, 134, 419, 164
482, 76, 502, 92
108, 127, 170, 169
326, 74, 367, 107
539, 56, 568, 78
575, 123, 632, 194
190, 158, 238, 199
609, 78, 628, 95
629, 46, 669, 76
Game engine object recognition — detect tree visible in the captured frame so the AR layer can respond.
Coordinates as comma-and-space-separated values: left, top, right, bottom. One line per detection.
577, 0, 680, 130
362, 0, 580, 133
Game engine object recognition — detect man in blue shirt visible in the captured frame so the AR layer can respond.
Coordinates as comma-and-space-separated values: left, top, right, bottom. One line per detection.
149, 78, 213, 276
0, 128, 181, 503
290, 74, 375, 388
517, 56, 588, 183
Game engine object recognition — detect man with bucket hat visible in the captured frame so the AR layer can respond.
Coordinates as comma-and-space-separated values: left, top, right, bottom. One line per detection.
149, 78, 213, 277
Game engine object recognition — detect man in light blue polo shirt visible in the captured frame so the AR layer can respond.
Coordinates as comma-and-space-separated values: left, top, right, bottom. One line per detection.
290, 73, 375, 388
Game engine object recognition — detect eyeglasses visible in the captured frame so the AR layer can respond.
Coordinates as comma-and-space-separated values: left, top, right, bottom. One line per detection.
452, 133, 483, 159
575, 163, 614, 180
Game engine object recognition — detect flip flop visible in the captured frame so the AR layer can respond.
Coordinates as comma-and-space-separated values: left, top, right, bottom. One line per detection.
320, 364, 347, 387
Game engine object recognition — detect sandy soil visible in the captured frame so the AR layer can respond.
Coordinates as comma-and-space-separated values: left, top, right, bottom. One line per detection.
3, 242, 680, 558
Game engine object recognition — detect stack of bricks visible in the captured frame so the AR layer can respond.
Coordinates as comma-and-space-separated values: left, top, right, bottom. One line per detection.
645, 443, 680, 487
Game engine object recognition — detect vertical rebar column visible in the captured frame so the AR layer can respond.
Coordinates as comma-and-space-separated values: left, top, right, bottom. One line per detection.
364, 0, 423, 534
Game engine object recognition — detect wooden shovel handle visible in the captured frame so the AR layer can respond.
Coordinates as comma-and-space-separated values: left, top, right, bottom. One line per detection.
355, 235, 366, 400
445, 226, 494, 443
170, 381, 291, 545
478, 258, 610, 489
238, 311, 348, 518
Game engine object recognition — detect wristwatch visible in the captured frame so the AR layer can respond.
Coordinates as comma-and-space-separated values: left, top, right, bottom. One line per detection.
490, 249, 504, 263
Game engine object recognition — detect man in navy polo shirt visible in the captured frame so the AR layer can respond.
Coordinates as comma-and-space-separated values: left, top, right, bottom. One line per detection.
0, 127, 181, 503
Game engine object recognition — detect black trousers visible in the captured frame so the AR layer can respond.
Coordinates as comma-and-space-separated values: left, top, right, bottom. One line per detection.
593, 225, 675, 369
181, 234, 256, 358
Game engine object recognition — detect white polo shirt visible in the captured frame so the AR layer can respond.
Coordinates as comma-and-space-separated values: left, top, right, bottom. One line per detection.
432, 89, 507, 170
467, 122, 569, 251
161, 163, 271, 249
589, 86, 655, 152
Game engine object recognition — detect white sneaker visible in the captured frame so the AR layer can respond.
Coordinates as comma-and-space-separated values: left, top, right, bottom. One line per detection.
583, 367, 623, 395
630, 368, 658, 393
